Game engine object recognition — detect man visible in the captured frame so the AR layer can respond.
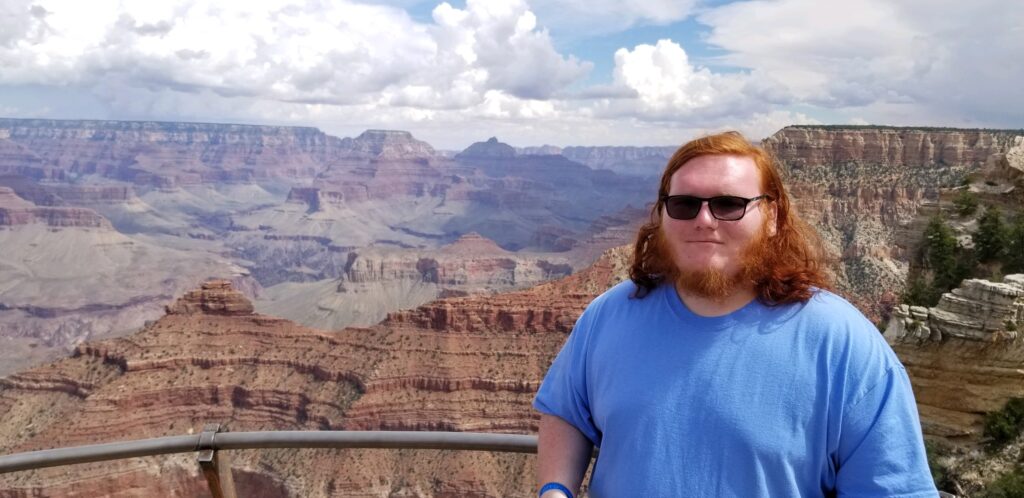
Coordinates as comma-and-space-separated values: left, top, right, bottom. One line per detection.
534, 132, 937, 497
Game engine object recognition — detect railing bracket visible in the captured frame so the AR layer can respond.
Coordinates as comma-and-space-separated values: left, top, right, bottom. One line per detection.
197, 423, 237, 498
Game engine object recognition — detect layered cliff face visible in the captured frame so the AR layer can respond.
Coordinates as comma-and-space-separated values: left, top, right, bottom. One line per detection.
883, 275, 1024, 495
765, 126, 1024, 321
0, 248, 631, 497
886, 275, 1024, 440
0, 118, 341, 186
0, 187, 111, 228
254, 232, 577, 331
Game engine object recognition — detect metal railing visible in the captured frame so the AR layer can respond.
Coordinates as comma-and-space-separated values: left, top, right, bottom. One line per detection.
0, 427, 959, 498
0, 424, 538, 498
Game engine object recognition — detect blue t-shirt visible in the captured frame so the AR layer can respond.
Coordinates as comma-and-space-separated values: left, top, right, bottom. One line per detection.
534, 280, 937, 497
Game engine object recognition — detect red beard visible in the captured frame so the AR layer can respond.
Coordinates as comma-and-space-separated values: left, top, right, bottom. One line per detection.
668, 218, 775, 301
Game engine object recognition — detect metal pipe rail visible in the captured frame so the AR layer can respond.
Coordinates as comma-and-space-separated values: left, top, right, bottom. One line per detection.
0, 430, 539, 474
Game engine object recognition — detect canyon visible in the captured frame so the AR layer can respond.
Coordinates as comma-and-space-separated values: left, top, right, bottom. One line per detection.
0, 247, 629, 497
0, 118, 653, 375
3, 119, 1024, 376
2, 119, 1024, 495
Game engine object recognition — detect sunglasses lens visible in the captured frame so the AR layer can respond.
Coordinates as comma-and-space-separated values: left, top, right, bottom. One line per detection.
708, 196, 748, 220
665, 196, 702, 219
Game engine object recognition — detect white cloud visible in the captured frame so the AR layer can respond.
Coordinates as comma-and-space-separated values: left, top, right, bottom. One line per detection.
0, 0, 1018, 148
528, 0, 699, 36
697, 0, 1024, 125
613, 39, 715, 111
0, 0, 588, 108
430, 0, 590, 100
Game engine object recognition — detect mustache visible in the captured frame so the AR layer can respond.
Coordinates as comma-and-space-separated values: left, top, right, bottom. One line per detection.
665, 218, 777, 301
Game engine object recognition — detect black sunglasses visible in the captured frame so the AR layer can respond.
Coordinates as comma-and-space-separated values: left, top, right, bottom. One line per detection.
660, 194, 772, 221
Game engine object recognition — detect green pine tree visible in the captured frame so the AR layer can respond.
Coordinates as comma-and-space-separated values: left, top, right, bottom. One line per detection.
1005, 214, 1024, 274
974, 206, 1008, 264
953, 189, 979, 216
925, 215, 960, 293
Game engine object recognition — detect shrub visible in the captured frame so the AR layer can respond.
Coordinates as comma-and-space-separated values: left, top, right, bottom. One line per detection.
954, 189, 979, 216
981, 467, 1024, 498
983, 397, 1024, 450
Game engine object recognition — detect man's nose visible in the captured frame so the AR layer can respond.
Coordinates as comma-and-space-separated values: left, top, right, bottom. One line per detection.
692, 200, 718, 227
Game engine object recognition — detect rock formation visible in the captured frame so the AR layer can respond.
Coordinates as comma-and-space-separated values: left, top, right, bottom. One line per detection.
339, 129, 437, 160
886, 276, 1024, 343
456, 137, 517, 160
0, 247, 631, 497
254, 237, 577, 331
165, 280, 256, 316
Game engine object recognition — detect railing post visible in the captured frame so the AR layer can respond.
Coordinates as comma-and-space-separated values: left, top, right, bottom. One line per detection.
196, 424, 237, 498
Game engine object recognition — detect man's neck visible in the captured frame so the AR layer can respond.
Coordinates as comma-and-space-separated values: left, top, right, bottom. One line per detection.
674, 282, 758, 318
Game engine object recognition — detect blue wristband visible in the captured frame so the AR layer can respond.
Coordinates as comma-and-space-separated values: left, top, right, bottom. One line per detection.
539, 482, 573, 498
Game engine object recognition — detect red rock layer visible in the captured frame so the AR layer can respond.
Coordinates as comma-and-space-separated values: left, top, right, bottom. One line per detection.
165, 280, 256, 316
0, 247, 631, 497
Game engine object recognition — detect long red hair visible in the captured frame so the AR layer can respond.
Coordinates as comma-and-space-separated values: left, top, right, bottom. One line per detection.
629, 131, 832, 304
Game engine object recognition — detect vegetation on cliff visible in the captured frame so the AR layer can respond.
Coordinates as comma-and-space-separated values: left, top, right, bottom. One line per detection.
903, 203, 1024, 307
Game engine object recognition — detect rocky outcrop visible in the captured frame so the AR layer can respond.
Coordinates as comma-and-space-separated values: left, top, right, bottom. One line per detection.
884, 275, 1024, 441
456, 137, 517, 160
165, 280, 256, 316
284, 187, 344, 212
339, 129, 437, 160
886, 276, 1024, 343
440, 232, 509, 255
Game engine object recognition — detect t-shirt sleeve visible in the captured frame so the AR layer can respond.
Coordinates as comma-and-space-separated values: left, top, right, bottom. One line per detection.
533, 306, 601, 446
835, 365, 938, 497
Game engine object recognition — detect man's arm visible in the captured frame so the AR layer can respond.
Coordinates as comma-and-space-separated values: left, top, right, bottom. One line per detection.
537, 413, 593, 497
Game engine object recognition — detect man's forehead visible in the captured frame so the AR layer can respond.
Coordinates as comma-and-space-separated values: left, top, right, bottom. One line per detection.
668, 154, 762, 190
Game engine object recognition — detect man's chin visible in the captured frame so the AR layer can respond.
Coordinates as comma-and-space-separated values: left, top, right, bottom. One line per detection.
675, 268, 741, 301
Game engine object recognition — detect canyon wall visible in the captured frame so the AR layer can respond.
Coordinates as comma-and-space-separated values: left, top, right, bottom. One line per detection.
765, 125, 1024, 321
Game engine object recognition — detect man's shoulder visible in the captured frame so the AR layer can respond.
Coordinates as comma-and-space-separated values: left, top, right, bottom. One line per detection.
577, 279, 665, 323
796, 289, 902, 369
589, 279, 662, 309
798, 289, 873, 324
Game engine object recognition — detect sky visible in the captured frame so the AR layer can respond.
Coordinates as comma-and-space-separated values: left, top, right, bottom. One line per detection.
0, 0, 1021, 150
